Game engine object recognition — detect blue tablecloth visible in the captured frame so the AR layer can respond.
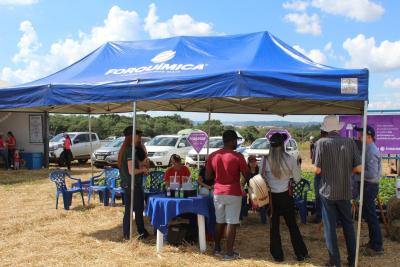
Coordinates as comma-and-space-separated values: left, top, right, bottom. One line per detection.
146, 195, 214, 235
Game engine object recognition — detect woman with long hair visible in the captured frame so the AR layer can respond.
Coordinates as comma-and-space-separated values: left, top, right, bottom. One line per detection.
261, 133, 308, 262
118, 127, 149, 240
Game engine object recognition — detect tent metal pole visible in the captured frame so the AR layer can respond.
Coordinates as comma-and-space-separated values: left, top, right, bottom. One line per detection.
88, 112, 93, 177
355, 100, 368, 267
206, 105, 212, 156
129, 101, 137, 240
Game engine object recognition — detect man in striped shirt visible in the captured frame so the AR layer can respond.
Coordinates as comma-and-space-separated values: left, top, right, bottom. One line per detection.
314, 115, 362, 267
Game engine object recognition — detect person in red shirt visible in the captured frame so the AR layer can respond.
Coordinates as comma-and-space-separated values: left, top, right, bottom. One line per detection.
0, 132, 8, 169
63, 134, 73, 171
164, 154, 191, 187
206, 130, 250, 260
6, 131, 16, 169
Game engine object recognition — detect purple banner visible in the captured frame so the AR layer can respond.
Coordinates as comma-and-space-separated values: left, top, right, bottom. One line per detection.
265, 129, 291, 144
339, 115, 400, 154
188, 131, 208, 153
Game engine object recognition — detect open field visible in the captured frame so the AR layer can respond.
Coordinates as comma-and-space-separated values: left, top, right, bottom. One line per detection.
1, 147, 399, 266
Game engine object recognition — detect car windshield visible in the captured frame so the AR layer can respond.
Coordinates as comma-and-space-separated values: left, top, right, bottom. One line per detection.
51, 133, 76, 142
250, 139, 270, 149
105, 137, 124, 148
147, 137, 178, 147
209, 138, 224, 148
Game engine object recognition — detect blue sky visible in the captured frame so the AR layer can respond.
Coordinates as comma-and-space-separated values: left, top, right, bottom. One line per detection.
0, 0, 399, 123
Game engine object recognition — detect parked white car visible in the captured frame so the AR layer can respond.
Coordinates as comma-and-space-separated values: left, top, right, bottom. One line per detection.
92, 136, 151, 168
146, 135, 192, 167
49, 132, 101, 165
243, 137, 301, 163
185, 136, 224, 166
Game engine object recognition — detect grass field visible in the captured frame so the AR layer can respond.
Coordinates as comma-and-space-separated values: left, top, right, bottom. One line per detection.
0, 147, 399, 266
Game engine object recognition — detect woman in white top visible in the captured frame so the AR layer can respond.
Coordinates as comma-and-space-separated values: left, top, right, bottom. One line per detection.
260, 133, 309, 262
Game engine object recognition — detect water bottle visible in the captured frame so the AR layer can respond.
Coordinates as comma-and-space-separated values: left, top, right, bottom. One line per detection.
174, 188, 179, 198
396, 178, 400, 199
166, 187, 171, 197
180, 188, 184, 198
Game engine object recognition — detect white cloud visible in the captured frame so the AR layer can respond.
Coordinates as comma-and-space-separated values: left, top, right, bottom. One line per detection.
282, 0, 309, 11
293, 45, 327, 64
384, 78, 400, 89
12, 21, 41, 64
343, 34, 400, 72
369, 96, 400, 109
144, 3, 214, 39
0, 0, 38, 5
1, 6, 141, 85
284, 13, 321, 35
311, 0, 384, 22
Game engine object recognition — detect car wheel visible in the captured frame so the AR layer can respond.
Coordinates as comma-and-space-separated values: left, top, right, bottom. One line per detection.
78, 159, 88, 164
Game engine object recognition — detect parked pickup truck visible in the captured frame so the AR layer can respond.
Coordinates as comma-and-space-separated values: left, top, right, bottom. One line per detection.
49, 132, 101, 166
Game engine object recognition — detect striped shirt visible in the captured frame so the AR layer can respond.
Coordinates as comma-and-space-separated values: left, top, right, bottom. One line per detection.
314, 132, 361, 200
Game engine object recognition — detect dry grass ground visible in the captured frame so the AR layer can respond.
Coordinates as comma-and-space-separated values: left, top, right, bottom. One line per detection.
0, 155, 399, 266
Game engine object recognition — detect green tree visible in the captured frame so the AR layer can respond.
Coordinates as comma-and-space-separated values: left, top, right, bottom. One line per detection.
238, 126, 260, 144
196, 120, 225, 136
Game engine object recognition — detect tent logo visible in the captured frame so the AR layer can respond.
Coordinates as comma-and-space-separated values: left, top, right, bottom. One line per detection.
151, 50, 176, 63
105, 49, 207, 75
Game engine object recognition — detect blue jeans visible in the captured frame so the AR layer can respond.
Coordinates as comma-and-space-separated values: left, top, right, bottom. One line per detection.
321, 197, 356, 267
314, 174, 322, 220
361, 182, 383, 251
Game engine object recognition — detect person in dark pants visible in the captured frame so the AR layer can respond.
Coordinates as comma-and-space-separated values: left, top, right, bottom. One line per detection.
314, 116, 362, 267
63, 134, 73, 171
311, 131, 327, 224
118, 126, 149, 240
261, 133, 309, 262
6, 131, 16, 168
354, 125, 383, 256
0, 133, 8, 169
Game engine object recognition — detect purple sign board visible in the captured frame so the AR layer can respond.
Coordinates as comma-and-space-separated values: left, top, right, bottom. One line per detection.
339, 115, 400, 155
265, 129, 291, 144
188, 131, 208, 153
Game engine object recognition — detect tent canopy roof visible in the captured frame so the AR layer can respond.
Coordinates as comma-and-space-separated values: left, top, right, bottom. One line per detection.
0, 31, 368, 115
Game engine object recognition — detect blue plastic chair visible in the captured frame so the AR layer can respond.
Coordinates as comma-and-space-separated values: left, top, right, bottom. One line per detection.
49, 169, 85, 210
88, 167, 119, 206
110, 175, 125, 206
293, 178, 311, 224
143, 170, 165, 194
143, 170, 165, 203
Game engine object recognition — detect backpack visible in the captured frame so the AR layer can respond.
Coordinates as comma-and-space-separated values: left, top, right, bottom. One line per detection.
167, 223, 198, 246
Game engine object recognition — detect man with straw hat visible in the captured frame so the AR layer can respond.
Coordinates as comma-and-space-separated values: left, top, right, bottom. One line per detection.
314, 115, 362, 267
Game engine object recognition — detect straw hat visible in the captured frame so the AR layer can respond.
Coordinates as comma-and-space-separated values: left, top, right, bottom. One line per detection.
248, 174, 270, 207
320, 115, 344, 132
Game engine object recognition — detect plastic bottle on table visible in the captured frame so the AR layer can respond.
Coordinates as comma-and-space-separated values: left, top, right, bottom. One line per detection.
180, 188, 184, 198
166, 187, 171, 197
174, 188, 179, 198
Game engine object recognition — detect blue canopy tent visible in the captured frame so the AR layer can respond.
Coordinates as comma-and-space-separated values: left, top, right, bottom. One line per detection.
0, 31, 368, 115
0, 31, 370, 265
